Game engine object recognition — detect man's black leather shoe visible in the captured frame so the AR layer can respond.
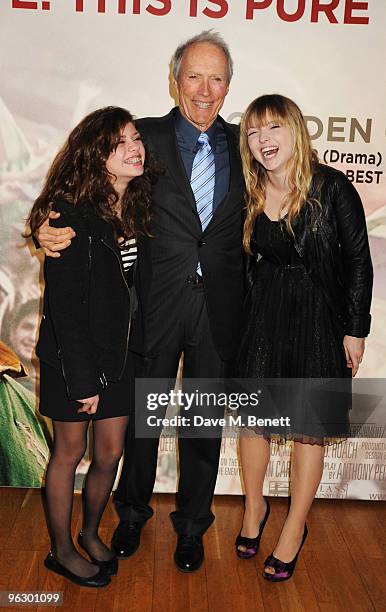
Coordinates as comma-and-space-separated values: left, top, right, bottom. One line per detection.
111, 521, 142, 558
174, 535, 204, 572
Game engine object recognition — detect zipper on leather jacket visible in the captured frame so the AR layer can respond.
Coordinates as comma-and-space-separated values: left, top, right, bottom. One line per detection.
88, 235, 92, 269
99, 371, 108, 389
100, 237, 132, 379
82, 235, 92, 305
57, 348, 71, 399
88, 234, 108, 386
293, 241, 304, 258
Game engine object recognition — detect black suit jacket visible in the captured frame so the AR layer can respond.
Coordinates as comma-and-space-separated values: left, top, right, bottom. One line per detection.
130, 108, 245, 360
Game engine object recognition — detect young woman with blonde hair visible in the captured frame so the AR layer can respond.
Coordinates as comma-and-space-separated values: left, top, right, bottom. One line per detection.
234, 94, 373, 581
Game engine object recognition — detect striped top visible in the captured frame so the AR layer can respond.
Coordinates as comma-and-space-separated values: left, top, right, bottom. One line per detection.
120, 237, 137, 272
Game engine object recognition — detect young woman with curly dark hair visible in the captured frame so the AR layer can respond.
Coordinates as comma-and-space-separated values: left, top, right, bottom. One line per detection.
28, 106, 156, 587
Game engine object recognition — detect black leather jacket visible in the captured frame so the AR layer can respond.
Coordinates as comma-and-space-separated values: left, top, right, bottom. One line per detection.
247, 163, 373, 338
36, 199, 133, 400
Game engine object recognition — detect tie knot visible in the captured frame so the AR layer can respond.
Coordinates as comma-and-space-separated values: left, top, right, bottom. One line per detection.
198, 132, 210, 147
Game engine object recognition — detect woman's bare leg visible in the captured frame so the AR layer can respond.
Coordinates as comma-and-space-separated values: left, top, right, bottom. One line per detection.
238, 434, 270, 551
264, 441, 324, 573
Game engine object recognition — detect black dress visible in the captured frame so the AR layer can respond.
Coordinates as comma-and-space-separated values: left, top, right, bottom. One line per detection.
234, 212, 351, 443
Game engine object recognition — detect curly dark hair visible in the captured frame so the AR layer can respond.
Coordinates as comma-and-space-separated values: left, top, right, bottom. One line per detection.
27, 106, 157, 240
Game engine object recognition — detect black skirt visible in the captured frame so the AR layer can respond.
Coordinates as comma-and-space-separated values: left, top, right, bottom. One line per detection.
39, 354, 132, 422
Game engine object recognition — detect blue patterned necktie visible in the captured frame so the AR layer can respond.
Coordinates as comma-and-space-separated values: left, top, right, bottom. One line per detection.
190, 132, 215, 275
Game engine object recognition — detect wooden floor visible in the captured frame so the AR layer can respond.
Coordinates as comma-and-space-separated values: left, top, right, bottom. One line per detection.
0, 490, 385, 612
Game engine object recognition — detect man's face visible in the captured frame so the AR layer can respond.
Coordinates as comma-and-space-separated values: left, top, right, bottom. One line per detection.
174, 42, 229, 132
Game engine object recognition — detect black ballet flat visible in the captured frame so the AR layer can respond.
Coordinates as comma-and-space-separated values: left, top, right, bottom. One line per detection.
78, 531, 118, 576
44, 551, 111, 587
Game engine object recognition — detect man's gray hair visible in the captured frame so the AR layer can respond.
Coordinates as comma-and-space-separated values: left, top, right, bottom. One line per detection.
172, 30, 233, 83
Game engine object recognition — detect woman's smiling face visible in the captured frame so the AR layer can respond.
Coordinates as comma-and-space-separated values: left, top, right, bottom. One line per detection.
106, 122, 145, 185
247, 115, 294, 177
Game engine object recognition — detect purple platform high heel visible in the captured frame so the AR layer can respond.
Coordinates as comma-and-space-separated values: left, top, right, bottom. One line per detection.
235, 498, 271, 559
263, 524, 308, 582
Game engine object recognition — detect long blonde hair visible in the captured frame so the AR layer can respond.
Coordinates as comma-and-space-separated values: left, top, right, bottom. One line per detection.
240, 94, 318, 253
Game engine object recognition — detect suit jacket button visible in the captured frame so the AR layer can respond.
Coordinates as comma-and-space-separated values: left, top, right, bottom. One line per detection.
198, 240, 206, 247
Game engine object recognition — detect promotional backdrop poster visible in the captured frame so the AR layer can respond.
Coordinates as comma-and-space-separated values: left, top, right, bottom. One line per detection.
1, 0, 385, 500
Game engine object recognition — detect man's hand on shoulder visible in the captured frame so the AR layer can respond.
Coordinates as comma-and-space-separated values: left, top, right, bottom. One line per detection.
37, 211, 76, 258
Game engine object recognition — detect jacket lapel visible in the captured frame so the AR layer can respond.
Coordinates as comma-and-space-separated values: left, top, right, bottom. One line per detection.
150, 110, 243, 233
154, 110, 197, 212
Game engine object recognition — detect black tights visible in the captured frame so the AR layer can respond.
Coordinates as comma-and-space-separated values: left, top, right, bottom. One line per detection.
44, 416, 128, 577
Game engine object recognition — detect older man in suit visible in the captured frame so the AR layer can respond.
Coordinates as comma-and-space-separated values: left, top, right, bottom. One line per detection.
36, 31, 245, 572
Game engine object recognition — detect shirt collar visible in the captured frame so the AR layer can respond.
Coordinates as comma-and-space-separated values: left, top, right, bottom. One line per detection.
174, 107, 219, 151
